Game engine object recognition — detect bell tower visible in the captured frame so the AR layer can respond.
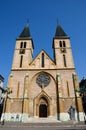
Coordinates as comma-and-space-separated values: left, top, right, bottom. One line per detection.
53, 24, 74, 69
12, 24, 34, 70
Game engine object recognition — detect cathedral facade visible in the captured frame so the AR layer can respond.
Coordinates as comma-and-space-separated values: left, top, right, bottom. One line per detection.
2, 23, 84, 122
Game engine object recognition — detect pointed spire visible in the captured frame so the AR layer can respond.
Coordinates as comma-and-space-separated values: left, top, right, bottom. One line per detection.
55, 23, 69, 38
17, 22, 34, 49
19, 23, 31, 38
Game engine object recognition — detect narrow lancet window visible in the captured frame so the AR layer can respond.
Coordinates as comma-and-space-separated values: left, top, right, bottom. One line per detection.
59, 41, 62, 47
20, 55, 23, 68
63, 54, 67, 67
42, 53, 44, 67
24, 42, 26, 48
20, 42, 23, 48
63, 41, 66, 47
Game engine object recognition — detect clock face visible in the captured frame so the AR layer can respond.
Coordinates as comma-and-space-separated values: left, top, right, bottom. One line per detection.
36, 73, 51, 87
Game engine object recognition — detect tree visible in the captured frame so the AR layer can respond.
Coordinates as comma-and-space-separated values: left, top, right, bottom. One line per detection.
79, 78, 86, 114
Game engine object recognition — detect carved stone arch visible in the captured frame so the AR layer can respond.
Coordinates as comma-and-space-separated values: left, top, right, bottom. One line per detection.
39, 97, 48, 117
30, 71, 56, 87
39, 97, 48, 105
34, 90, 52, 117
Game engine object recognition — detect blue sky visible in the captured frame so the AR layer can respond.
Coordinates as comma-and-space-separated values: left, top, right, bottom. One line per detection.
0, 0, 86, 87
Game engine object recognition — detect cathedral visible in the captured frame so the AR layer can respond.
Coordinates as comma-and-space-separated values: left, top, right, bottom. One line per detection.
2, 23, 84, 122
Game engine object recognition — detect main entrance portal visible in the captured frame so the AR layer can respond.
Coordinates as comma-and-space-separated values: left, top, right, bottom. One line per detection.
39, 97, 48, 118
34, 91, 52, 118
39, 104, 47, 117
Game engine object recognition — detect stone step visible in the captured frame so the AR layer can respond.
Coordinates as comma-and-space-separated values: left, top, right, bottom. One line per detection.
27, 117, 61, 123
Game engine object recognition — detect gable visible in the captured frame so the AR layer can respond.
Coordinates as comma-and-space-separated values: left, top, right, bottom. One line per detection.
29, 50, 55, 69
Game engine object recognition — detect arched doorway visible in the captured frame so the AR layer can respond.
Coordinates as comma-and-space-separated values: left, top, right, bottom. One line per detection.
39, 104, 47, 117
39, 97, 48, 118
34, 91, 52, 117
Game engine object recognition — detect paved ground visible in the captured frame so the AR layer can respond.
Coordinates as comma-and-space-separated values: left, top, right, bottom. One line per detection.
0, 127, 86, 130
0, 121, 86, 130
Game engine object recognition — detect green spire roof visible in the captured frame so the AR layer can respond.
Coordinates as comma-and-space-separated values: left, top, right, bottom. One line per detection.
55, 24, 68, 38
19, 24, 31, 38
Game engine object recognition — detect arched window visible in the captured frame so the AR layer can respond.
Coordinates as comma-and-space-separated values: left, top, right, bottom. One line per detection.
63, 54, 67, 67
20, 55, 23, 68
20, 42, 23, 48
59, 41, 62, 47
20, 42, 27, 48
20, 42, 26, 54
63, 41, 66, 47
24, 42, 26, 48
41, 53, 44, 67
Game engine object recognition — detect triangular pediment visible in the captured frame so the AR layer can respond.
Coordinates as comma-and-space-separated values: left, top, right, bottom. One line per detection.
35, 90, 52, 100
29, 50, 55, 69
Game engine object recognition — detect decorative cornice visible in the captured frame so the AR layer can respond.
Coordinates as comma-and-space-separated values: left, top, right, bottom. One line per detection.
11, 68, 75, 71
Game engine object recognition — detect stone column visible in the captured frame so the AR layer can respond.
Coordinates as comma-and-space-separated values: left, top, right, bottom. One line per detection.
49, 100, 53, 117
33, 99, 37, 117
56, 74, 62, 97
8, 74, 13, 89
23, 75, 29, 114
72, 73, 83, 121
56, 74, 62, 120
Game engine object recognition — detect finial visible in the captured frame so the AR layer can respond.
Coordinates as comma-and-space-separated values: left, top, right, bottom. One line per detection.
26, 19, 29, 27
27, 19, 29, 24
56, 18, 59, 25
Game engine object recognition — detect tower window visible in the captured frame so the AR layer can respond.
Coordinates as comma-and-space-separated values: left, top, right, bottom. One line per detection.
20, 49, 25, 54
20, 42, 23, 48
63, 41, 66, 47
59, 41, 66, 48
20, 55, 23, 68
41, 53, 44, 67
24, 42, 26, 48
20, 42, 27, 48
20, 42, 26, 54
63, 54, 67, 67
59, 41, 62, 47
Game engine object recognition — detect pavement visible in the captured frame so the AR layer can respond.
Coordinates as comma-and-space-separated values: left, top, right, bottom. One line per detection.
0, 120, 86, 128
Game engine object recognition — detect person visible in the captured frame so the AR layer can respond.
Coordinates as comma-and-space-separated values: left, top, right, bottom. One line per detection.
68, 106, 75, 120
